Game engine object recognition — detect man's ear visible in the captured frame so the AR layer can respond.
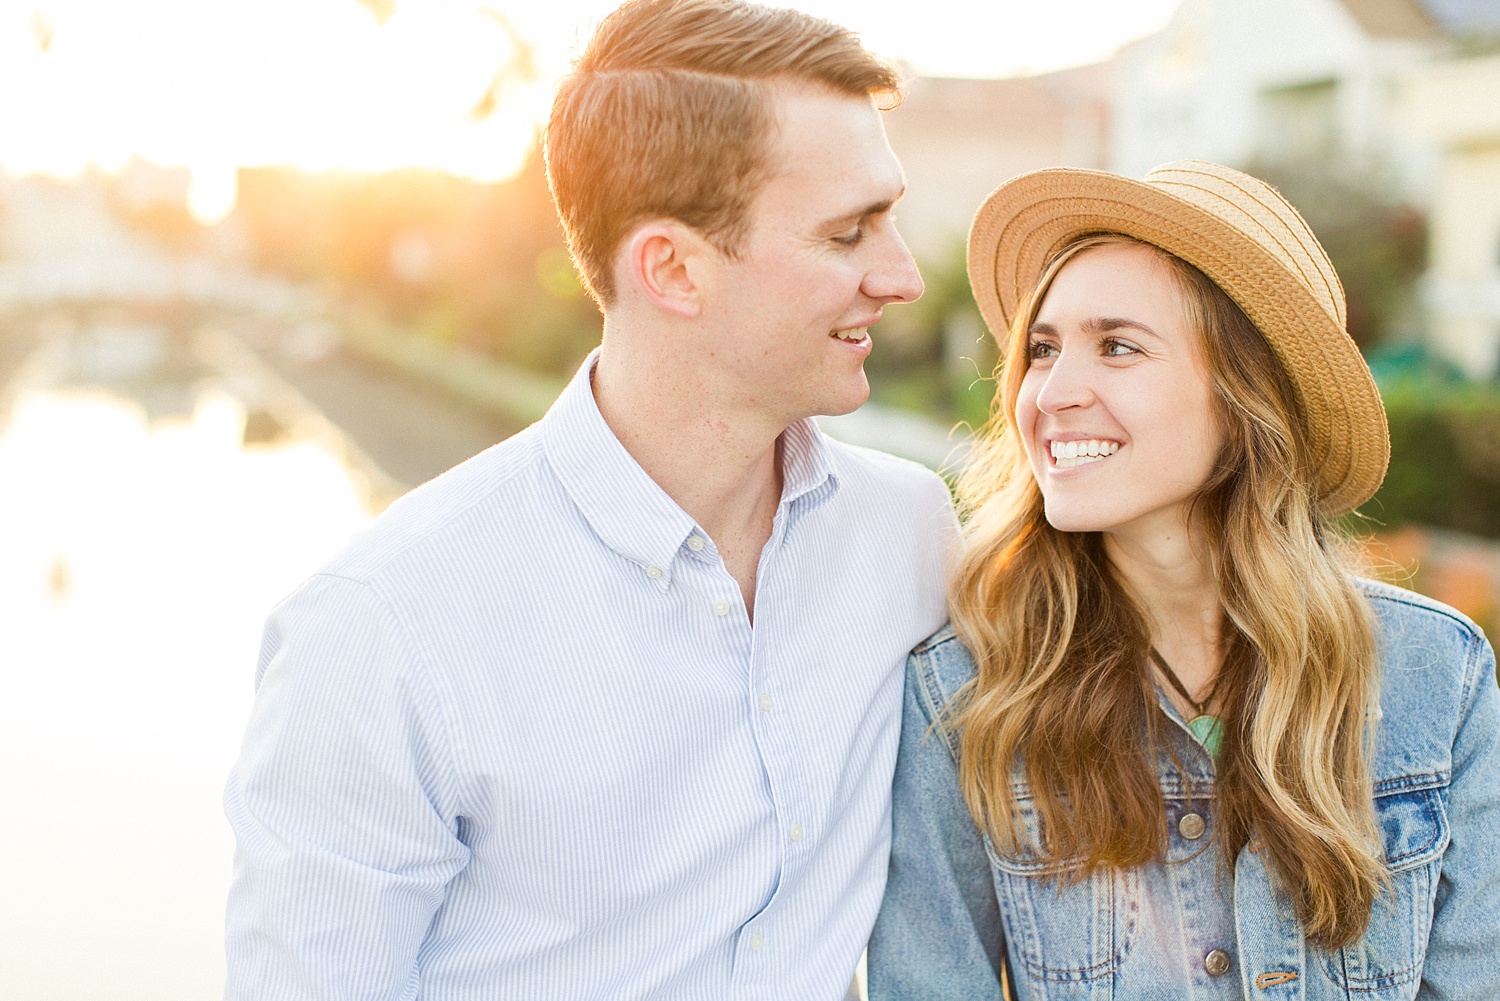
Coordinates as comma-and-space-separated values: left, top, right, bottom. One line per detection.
621, 221, 714, 319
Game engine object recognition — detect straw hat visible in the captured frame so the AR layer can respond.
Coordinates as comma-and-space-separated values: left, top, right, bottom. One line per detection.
967, 160, 1389, 516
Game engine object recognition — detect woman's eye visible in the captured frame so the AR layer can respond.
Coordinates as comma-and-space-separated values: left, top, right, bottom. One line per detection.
1102, 338, 1139, 357
1028, 340, 1058, 359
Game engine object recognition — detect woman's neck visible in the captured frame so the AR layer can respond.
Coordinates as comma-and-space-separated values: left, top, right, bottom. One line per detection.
1103, 524, 1223, 703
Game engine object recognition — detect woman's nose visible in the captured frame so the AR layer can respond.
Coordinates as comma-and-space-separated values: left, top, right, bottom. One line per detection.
1034, 351, 1095, 414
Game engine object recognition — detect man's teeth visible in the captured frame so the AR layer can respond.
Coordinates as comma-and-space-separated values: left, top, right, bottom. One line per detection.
831, 327, 868, 342
1049, 439, 1120, 468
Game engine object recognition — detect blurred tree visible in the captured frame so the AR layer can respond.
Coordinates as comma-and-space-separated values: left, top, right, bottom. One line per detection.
470, 8, 539, 120
1245, 158, 1427, 352
867, 237, 995, 425
235, 146, 601, 378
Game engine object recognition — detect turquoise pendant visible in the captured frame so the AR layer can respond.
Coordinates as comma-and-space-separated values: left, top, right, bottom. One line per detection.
1188, 715, 1224, 758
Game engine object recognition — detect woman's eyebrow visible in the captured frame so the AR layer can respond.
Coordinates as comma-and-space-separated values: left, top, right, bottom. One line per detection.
1089, 316, 1160, 339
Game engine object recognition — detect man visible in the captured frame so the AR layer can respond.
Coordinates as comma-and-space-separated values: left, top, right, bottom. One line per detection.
224, 1, 954, 997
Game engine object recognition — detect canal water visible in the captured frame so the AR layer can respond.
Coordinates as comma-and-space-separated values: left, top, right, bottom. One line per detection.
0, 315, 378, 999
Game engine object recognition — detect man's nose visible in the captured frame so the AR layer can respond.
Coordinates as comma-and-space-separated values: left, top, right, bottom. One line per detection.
1034, 349, 1096, 413
864, 222, 924, 304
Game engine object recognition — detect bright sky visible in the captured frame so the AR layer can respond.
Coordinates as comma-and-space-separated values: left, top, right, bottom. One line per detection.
0, 0, 1180, 220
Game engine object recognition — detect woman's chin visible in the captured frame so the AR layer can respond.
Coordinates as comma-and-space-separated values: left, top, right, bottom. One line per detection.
1041, 504, 1112, 535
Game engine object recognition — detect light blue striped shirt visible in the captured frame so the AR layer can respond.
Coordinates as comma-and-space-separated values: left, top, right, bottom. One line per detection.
224, 351, 955, 1000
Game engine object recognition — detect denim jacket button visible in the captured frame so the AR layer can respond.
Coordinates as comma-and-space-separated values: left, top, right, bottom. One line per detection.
1204, 949, 1231, 976
1178, 812, 1206, 840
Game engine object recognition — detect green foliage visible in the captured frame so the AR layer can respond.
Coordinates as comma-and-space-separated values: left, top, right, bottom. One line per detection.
868, 236, 996, 425
1363, 380, 1500, 539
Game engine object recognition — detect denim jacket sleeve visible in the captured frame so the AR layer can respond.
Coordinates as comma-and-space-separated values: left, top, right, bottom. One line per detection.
1419, 617, 1500, 997
868, 627, 1006, 1001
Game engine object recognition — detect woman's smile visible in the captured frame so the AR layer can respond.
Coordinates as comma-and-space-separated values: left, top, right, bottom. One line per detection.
1048, 437, 1122, 468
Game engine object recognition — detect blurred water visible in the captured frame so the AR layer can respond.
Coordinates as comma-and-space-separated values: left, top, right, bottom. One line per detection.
0, 317, 373, 999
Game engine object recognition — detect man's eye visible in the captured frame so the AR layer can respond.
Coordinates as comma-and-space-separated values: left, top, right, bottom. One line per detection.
833, 228, 864, 247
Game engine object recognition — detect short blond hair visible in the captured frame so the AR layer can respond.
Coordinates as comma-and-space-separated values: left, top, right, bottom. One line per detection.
545, 0, 901, 304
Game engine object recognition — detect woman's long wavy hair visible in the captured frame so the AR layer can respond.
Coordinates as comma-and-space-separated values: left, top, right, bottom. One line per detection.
951, 234, 1385, 950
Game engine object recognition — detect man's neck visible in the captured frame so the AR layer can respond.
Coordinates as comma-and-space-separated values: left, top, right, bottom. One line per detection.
592, 343, 786, 620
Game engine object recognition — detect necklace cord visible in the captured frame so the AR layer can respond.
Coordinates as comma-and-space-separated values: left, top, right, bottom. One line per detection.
1148, 646, 1207, 716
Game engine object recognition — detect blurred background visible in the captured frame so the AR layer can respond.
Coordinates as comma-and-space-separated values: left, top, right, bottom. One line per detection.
2, 0, 1499, 996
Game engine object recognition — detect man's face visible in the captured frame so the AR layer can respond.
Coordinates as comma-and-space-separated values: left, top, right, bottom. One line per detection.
699, 83, 923, 425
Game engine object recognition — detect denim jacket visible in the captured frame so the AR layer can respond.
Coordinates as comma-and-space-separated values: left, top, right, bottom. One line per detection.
869, 579, 1500, 1000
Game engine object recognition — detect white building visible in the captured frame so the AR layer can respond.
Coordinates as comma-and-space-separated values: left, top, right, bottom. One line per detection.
1109, 0, 1452, 199
1405, 51, 1500, 378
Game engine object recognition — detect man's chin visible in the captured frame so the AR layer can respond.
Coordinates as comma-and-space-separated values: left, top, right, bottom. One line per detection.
815, 377, 871, 418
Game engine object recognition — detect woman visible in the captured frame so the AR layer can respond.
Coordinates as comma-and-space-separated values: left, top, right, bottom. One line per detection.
868, 162, 1500, 999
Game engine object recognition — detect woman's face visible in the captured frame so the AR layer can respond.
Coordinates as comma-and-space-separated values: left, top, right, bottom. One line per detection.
1014, 242, 1223, 544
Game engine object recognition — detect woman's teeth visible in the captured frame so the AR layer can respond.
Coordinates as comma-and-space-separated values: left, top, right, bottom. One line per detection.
831, 327, 868, 342
1050, 439, 1120, 468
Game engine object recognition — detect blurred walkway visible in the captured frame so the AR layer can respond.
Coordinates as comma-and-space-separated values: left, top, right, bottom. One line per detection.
250, 335, 524, 491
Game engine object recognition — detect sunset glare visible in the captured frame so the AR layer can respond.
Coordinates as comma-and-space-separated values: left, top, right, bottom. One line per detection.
0, 0, 1179, 221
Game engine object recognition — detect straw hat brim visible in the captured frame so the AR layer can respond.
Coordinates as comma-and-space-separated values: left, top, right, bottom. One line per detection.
967, 166, 1389, 516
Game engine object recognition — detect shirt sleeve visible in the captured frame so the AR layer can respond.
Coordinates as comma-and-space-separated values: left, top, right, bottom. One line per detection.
1421, 629, 1500, 999
224, 573, 470, 1001
867, 651, 1006, 1001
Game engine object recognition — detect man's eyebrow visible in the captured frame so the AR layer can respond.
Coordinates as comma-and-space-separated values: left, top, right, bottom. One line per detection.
820, 188, 904, 228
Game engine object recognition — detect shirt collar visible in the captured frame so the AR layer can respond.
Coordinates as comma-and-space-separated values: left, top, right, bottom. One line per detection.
778, 412, 839, 513
541, 349, 841, 577
542, 350, 697, 580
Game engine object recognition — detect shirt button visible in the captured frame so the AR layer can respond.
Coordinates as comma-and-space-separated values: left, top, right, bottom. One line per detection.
712, 598, 730, 616
687, 535, 705, 551
1204, 949, 1231, 976
749, 932, 764, 952
1178, 812, 1206, 840
645, 565, 662, 580
789, 823, 804, 842
759, 692, 773, 712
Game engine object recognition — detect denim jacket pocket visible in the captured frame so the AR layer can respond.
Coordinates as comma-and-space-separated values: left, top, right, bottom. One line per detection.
1321, 779, 1449, 997
984, 795, 1137, 995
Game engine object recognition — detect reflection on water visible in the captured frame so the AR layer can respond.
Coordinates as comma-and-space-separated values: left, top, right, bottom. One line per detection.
0, 316, 374, 1000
